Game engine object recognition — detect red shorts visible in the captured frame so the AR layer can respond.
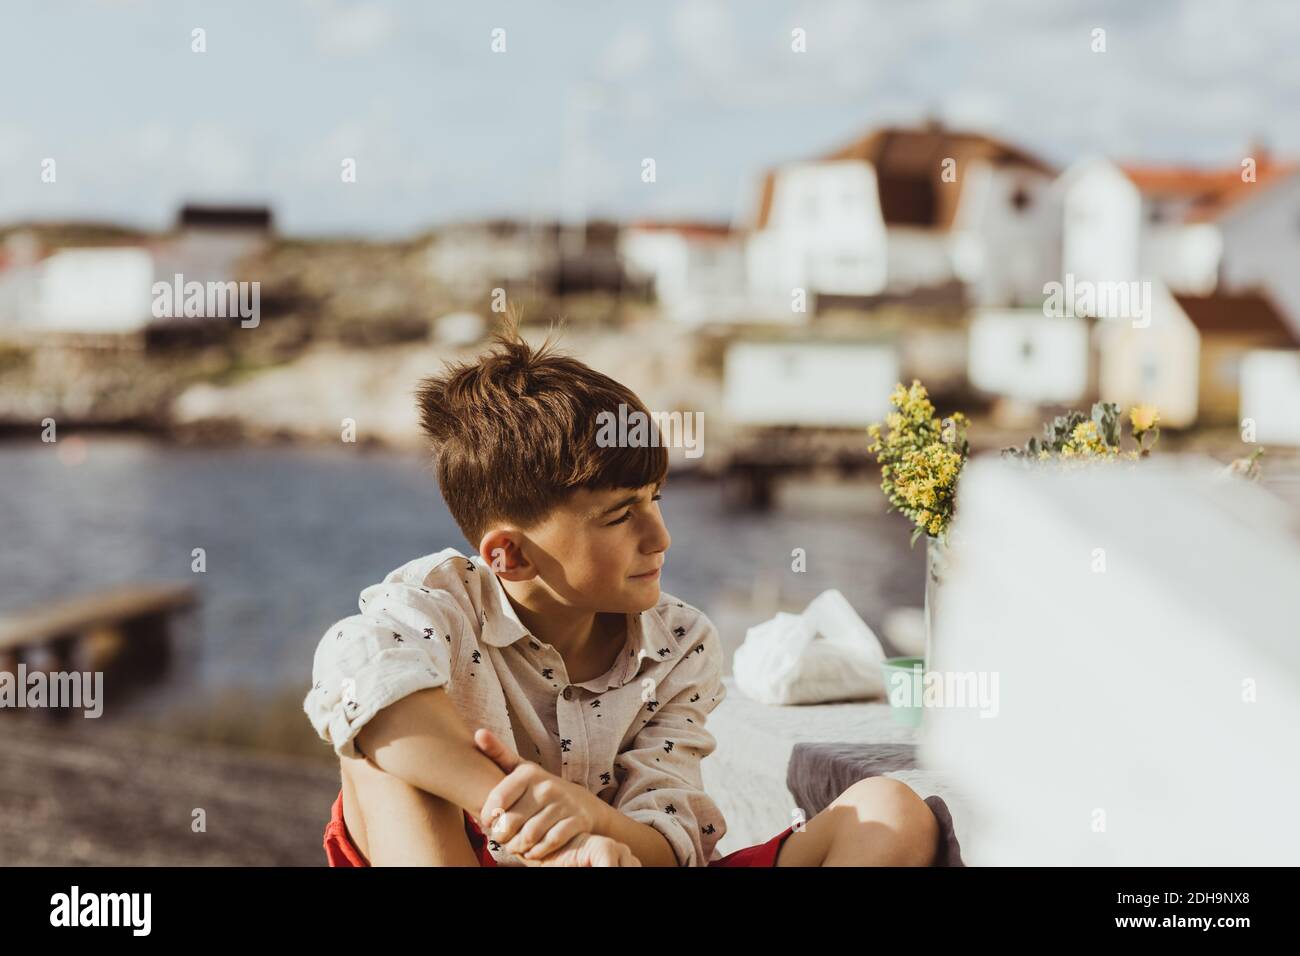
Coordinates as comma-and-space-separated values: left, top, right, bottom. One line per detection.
323, 789, 796, 867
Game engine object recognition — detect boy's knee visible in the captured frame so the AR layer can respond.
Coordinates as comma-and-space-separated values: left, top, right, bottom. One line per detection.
839, 777, 940, 866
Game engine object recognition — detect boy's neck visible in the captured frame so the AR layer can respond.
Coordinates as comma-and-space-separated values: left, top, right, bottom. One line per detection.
497, 575, 622, 663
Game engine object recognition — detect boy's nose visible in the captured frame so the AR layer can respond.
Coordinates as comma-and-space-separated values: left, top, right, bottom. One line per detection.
643, 512, 671, 555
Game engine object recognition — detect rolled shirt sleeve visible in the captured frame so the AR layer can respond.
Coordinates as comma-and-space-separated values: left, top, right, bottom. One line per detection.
303, 576, 463, 759
613, 620, 729, 866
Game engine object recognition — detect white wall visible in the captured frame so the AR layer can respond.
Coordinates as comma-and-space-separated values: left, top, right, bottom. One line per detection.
623, 229, 795, 325
35, 248, 156, 332
968, 309, 1088, 403
1240, 349, 1300, 445
955, 161, 1061, 307
1095, 282, 1200, 427
723, 341, 897, 427
1139, 222, 1222, 295
883, 227, 956, 294
1061, 158, 1142, 288
922, 455, 1300, 864
1218, 171, 1300, 340
620, 230, 691, 307
425, 229, 550, 293
753, 160, 887, 297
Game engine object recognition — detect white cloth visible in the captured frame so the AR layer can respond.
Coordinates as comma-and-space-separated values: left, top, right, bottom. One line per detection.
732, 589, 888, 705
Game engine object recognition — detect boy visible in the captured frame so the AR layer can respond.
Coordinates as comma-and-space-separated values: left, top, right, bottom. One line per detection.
303, 322, 940, 867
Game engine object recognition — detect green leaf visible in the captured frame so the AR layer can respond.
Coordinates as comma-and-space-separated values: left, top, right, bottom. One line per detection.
1092, 401, 1120, 447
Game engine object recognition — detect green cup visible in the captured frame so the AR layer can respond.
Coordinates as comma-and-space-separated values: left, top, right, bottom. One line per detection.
881, 656, 925, 727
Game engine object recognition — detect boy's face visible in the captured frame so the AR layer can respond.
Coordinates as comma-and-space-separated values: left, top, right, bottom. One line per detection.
488, 481, 670, 614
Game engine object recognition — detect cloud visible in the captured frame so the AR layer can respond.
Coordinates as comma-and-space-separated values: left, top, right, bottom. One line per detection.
311, 1, 395, 58
598, 23, 654, 80
184, 124, 256, 191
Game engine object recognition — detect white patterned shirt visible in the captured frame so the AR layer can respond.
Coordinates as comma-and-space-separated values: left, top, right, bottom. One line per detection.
304, 547, 729, 866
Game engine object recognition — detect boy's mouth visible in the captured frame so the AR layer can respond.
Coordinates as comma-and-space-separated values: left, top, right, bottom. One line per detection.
628, 566, 662, 580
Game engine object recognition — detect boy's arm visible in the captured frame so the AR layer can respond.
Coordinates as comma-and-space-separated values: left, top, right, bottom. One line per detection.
305, 574, 504, 818
590, 800, 680, 867
355, 686, 505, 820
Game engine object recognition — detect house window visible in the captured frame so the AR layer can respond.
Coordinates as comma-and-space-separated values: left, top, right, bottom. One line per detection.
1010, 187, 1033, 213
1216, 354, 1240, 387
1141, 356, 1159, 387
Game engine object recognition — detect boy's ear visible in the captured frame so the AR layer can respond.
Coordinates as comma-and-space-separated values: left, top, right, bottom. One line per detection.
478, 530, 536, 581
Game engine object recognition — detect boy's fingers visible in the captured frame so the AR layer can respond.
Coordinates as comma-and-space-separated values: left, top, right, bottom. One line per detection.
523, 816, 583, 861
479, 765, 534, 837
505, 804, 564, 857
474, 728, 522, 773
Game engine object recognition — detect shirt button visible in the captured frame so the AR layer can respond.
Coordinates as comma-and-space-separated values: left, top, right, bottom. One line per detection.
562, 686, 573, 700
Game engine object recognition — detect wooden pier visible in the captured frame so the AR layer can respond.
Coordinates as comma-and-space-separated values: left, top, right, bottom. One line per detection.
0, 582, 197, 718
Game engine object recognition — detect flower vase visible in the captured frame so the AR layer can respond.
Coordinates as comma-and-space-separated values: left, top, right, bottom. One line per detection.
923, 534, 948, 672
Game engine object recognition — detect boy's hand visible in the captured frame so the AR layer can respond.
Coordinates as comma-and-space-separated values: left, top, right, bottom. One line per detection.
473, 728, 620, 863
525, 832, 641, 867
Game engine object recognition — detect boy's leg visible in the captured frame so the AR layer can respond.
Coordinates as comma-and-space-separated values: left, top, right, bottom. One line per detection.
774, 776, 940, 867
340, 751, 482, 866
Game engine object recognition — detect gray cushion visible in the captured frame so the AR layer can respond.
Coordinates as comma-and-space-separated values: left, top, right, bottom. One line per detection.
787, 741, 966, 866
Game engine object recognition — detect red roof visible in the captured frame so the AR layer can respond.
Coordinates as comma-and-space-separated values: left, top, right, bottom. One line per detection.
756, 123, 1055, 230
1119, 159, 1299, 222
1173, 290, 1298, 343
625, 220, 734, 240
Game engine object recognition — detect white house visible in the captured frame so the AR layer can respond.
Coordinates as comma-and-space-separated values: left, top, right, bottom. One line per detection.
1216, 163, 1300, 340
0, 231, 259, 340
1240, 349, 1300, 446
747, 159, 887, 300
722, 339, 898, 428
1094, 280, 1200, 428
21, 247, 157, 333
426, 219, 558, 297
618, 222, 771, 325
967, 308, 1090, 405
1055, 156, 1300, 332
1055, 157, 1144, 295
748, 124, 1058, 308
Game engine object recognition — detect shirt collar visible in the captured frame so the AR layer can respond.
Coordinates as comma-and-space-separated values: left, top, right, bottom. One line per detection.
470, 554, 533, 648
469, 554, 683, 688
618, 605, 682, 688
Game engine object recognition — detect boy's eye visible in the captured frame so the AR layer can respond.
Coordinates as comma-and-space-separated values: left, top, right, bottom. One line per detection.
607, 492, 663, 526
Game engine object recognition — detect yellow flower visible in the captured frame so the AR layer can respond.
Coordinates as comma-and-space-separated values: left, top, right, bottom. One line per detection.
1129, 405, 1159, 434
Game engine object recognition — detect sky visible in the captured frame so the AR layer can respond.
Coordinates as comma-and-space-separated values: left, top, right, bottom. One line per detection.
1, 0, 1298, 238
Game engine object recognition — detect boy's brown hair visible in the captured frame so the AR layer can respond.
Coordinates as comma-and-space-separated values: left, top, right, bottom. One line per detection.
414, 315, 668, 546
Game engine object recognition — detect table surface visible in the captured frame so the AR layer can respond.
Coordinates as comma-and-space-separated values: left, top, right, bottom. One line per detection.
704, 677, 976, 859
